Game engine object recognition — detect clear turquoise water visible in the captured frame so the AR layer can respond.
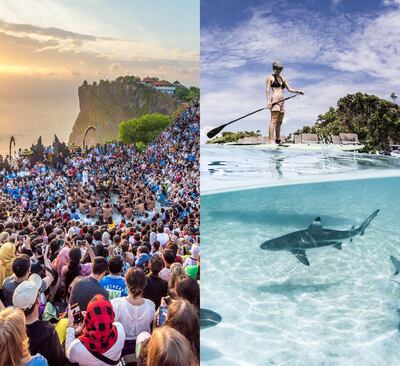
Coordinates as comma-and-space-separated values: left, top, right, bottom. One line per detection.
201, 177, 400, 366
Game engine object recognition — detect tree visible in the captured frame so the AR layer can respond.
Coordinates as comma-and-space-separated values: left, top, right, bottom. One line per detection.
297, 92, 400, 151
174, 86, 199, 102
118, 113, 171, 146
391, 92, 398, 104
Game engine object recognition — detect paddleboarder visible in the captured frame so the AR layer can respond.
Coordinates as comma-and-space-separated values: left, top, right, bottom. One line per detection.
266, 61, 304, 144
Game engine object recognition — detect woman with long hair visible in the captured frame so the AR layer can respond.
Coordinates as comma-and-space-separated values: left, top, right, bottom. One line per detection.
111, 267, 155, 356
145, 326, 198, 366
165, 299, 199, 358
61, 243, 94, 296
168, 263, 186, 299
0, 307, 48, 366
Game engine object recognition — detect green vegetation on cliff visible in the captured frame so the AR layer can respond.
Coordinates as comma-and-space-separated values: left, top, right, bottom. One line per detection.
207, 130, 261, 144
175, 86, 200, 102
118, 113, 171, 149
296, 93, 400, 151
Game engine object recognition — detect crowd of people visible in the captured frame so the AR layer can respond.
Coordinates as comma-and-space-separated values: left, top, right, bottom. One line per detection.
0, 101, 200, 366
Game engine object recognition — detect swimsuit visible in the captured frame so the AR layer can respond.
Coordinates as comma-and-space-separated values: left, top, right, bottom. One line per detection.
270, 74, 285, 113
271, 74, 286, 89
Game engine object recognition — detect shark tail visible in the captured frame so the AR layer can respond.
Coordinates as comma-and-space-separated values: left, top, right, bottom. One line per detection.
357, 209, 379, 236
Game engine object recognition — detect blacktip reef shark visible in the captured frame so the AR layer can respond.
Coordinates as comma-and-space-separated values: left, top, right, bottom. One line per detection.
390, 256, 400, 275
260, 210, 379, 266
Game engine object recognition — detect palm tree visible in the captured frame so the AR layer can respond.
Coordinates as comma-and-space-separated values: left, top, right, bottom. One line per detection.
390, 92, 398, 104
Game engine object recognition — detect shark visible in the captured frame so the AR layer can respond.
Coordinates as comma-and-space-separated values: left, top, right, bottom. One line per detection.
390, 256, 400, 275
260, 210, 379, 266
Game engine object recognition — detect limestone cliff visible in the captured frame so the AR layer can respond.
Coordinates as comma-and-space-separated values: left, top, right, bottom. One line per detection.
68, 76, 179, 145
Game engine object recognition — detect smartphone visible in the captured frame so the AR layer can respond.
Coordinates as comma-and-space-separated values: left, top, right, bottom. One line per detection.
76, 240, 86, 246
158, 305, 168, 325
70, 303, 84, 325
17, 235, 26, 241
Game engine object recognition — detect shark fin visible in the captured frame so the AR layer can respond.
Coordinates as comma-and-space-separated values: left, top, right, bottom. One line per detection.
390, 256, 400, 276
290, 250, 310, 266
358, 209, 379, 236
351, 225, 355, 230
333, 242, 342, 250
308, 217, 322, 231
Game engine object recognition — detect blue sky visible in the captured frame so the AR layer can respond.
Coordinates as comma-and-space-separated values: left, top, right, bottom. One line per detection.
201, 0, 400, 141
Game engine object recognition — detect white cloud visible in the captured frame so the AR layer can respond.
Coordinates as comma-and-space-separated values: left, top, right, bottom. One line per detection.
323, 9, 400, 80
201, 3, 400, 140
202, 5, 400, 81
0, 19, 198, 64
201, 11, 331, 73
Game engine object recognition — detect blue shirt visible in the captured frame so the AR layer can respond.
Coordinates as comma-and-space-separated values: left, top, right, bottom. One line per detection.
25, 354, 48, 366
100, 274, 127, 299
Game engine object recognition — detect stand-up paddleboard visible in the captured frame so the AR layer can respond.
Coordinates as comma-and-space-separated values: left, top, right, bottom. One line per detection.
220, 142, 365, 151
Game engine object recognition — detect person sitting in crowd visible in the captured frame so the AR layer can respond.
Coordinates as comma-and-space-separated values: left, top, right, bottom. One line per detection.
61, 242, 95, 295
68, 256, 109, 310
112, 267, 155, 356
143, 255, 168, 309
100, 255, 127, 299
142, 326, 199, 366
165, 299, 199, 359
0, 307, 49, 366
65, 294, 125, 366
184, 244, 200, 268
2, 248, 54, 307
12, 274, 65, 366
0, 242, 16, 289
159, 249, 176, 282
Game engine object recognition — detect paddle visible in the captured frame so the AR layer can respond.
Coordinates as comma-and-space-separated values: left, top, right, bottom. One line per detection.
206, 94, 300, 139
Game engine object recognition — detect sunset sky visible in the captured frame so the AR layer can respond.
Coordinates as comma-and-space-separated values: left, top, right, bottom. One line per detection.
0, 0, 199, 154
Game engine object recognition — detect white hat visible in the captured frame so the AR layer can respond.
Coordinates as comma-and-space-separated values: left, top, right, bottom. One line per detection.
67, 227, 76, 239
191, 244, 200, 258
13, 273, 42, 310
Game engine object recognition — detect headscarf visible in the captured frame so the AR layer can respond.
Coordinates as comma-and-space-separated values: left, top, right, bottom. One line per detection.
102, 232, 111, 246
79, 294, 118, 354
0, 242, 16, 287
0, 232, 10, 244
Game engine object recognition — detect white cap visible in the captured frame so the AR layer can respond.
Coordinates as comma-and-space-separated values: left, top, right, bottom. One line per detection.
191, 244, 200, 258
13, 273, 42, 310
